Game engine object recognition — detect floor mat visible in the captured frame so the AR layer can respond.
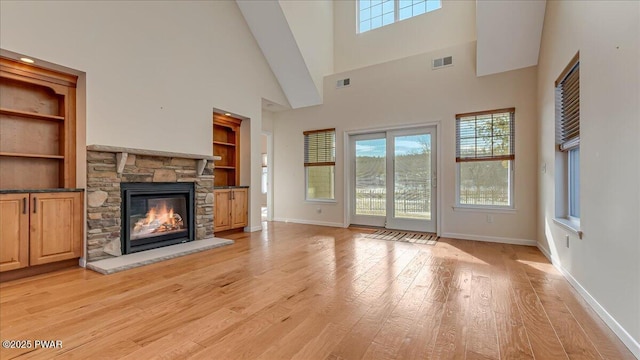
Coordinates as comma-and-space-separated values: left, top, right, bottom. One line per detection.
364, 229, 439, 245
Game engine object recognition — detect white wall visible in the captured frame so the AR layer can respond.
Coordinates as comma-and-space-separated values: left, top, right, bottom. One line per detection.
334, 0, 476, 73
0, 0, 287, 157
279, 0, 334, 101
537, 0, 640, 351
1, 0, 288, 232
273, 41, 538, 242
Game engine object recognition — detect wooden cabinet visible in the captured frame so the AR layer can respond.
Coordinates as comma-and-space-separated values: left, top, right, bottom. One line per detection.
0, 191, 83, 272
214, 188, 248, 233
0, 57, 78, 190
213, 190, 232, 231
29, 192, 83, 266
230, 188, 248, 229
213, 114, 241, 187
0, 194, 29, 272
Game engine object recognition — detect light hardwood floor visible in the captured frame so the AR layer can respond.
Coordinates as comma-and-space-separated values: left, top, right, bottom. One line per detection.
0, 223, 634, 359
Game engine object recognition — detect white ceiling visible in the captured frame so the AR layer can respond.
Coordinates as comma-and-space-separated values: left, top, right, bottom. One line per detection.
476, 0, 547, 76
236, 0, 321, 109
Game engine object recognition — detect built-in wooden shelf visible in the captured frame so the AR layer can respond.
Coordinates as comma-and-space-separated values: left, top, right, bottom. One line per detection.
0, 152, 64, 159
213, 113, 241, 187
213, 141, 236, 147
1, 57, 77, 190
0, 107, 64, 121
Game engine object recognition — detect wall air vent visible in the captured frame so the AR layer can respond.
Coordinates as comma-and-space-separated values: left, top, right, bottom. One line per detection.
432, 56, 453, 70
336, 78, 351, 88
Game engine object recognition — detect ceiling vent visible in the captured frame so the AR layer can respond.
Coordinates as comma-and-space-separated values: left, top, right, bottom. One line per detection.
336, 78, 351, 88
432, 56, 453, 70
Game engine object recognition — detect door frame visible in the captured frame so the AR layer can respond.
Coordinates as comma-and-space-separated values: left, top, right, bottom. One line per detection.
343, 121, 442, 236
262, 130, 274, 222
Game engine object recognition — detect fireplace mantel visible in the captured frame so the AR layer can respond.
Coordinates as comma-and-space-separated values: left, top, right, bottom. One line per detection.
87, 145, 221, 176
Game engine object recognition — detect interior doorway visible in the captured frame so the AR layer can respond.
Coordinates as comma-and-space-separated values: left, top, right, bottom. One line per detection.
349, 126, 437, 233
261, 132, 273, 222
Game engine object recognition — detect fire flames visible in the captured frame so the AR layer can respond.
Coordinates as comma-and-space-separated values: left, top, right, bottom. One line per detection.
132, 202, 184, 239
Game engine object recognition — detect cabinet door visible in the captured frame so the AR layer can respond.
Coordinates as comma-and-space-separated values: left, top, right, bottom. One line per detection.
0, 194, 30, 272
231, 188, 248, 229
30, 192, 83, 266
214, 190, 231, 231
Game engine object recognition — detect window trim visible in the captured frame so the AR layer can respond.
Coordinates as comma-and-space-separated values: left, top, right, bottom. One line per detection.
554, 53, 581, 227
455, 108, 516, 209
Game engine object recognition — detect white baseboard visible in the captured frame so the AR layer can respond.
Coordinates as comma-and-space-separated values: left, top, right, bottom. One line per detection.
273, 218, 346, 228
441, 232, 537, 246
78, 258, 87, 268
244, 225, 263, 232
536, 243, 555, 262
536, 244, 640, 358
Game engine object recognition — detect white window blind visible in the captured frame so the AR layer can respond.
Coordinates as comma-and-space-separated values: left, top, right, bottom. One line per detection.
556, 57, 580, 151
304, 128, 336, 167
456, 108, 515, 163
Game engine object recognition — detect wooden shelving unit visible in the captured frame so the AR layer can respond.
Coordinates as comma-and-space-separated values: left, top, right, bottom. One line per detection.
0, 57, 78, 189
0, 57, 83, 279
213, 113, 241, 187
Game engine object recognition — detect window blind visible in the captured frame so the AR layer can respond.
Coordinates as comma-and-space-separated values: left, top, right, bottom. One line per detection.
556, 57, 580, 151
455, 108, 515, 162
304, 128, 335, 166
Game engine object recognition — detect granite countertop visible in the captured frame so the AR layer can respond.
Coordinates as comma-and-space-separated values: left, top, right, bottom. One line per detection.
0, 188, 85, 194
214, 186, 250, 189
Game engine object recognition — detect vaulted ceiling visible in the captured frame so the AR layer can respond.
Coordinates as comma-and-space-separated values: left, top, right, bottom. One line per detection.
476, 0, 546, 76
237, 0, 546, 109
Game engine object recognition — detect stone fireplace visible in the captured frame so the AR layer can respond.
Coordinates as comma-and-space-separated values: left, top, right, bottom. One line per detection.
86, 145, 215, 262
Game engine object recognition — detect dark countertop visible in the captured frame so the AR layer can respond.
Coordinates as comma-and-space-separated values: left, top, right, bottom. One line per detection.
0, 188, 85, 194
214, 186, 250, 189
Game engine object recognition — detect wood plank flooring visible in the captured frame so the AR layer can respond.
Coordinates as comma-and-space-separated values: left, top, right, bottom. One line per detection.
0, 222, 634, 359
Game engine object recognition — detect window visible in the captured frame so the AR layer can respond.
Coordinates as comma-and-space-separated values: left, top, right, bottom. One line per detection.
358, 0, 442, 33
556, 54, 580, 221
456, 108, 515, 208
304, 128, 336, 201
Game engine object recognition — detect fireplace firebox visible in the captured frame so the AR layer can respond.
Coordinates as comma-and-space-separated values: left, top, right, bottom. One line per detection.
121, 183, 195, 254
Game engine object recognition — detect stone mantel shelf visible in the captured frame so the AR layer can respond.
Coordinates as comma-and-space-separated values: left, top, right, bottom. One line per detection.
87, 145, 221, 176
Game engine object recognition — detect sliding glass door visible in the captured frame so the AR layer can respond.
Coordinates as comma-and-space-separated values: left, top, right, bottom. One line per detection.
350, 127, 436, 233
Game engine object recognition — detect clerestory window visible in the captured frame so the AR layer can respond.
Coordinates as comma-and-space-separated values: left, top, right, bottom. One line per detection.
358, 0, 442, 33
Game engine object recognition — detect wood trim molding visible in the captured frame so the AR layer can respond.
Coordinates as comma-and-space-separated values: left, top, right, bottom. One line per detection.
0, 57, 78, 87
455, 107, 515, 119
456, 155, 515, 162
0, 258, 79, 283
303, 128, 336, 135
213, 113, 242, 128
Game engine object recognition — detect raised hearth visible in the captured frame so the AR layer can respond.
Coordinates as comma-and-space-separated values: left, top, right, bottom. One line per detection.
86, 237, 233, 274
